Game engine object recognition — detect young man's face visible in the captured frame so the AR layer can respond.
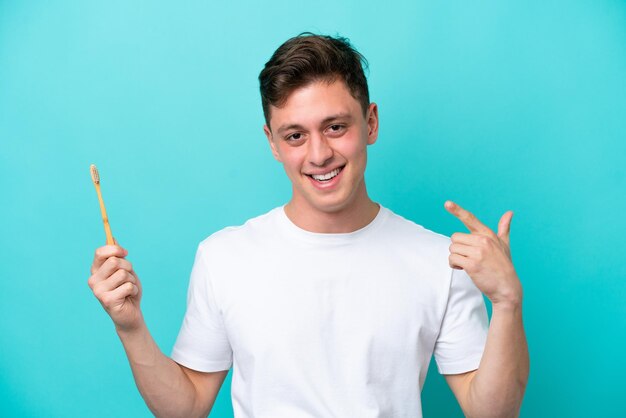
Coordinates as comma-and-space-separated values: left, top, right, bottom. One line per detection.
263, 79, 379, 216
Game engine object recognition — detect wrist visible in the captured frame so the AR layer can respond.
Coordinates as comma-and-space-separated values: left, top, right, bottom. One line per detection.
492, 296, 523, 312
114, 318, 161, 368
115, 315, 147, 338
489, 276, 523, 308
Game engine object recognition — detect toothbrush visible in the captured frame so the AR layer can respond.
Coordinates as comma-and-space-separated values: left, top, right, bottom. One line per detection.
90, 164, 115, 245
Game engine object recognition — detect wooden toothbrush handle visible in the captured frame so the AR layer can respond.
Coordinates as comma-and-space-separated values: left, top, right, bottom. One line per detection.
95, 183, 115, 245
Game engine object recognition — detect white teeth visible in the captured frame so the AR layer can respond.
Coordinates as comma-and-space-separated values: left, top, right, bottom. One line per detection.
311, 167, 341, 181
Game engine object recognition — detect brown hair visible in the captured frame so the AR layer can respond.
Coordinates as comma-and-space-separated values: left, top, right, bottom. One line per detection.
259, 32, 370, 128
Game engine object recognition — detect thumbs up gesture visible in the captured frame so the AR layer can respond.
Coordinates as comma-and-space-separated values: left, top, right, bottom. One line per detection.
444, 200, 522, 306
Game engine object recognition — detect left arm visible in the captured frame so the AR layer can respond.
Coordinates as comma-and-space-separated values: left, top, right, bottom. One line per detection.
446, 300, 529, 418
443, 201, 530, 418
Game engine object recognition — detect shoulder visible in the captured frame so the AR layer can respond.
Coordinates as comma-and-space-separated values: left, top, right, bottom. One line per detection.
379, 206, 452, 255
375, 206, 456, 299
196, 207, 282, 257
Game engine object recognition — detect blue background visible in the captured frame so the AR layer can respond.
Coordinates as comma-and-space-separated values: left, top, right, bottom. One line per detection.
1, 1, 624, 417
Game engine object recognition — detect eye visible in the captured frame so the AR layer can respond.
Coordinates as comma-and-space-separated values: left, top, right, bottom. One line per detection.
326, 124, 345, 135
286, 132, 303, 141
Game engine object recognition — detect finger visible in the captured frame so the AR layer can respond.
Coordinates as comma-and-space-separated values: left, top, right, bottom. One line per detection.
100, 282, 139, 310
94, 268, 137, 293
451, 232, 490, 246
444, 201, 492, 235
92, 245, 128, 274
497, 211, 513, 244
111, 237, 126, 253
89, 256, 135, 286
449, 243, 480, 258
449, 253, 472, 271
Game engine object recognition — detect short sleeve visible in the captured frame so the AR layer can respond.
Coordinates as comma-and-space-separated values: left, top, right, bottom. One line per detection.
433, 267, 489, 375
170, 245, 233, 372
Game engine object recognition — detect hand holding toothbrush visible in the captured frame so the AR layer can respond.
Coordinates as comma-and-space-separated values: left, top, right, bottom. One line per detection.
88, 164, 144, 332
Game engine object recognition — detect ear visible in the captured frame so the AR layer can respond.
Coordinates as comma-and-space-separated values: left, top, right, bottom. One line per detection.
263, 124, 282, 162
365, 103, 379, 145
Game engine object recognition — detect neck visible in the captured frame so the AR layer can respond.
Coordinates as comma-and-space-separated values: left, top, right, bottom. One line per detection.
284, 184, 380, 233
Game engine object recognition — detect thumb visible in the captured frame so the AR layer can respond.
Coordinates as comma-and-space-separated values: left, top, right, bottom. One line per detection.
112, 237, 128, 255
497, 211, 513, 244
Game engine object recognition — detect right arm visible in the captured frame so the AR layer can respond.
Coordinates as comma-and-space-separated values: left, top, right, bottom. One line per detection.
88, 244, 228, 417
116, 321, 228, 418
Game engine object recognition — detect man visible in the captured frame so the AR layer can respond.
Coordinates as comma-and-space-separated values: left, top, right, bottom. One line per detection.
88, 33, 529, 417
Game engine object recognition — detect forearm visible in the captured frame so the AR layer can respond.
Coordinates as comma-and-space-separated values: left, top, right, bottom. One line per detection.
466, 301, 530, 418
116, 320, 200, 418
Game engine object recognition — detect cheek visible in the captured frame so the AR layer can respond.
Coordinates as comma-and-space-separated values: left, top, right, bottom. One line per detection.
279, 149, 306, 172
336, 136, 368, 161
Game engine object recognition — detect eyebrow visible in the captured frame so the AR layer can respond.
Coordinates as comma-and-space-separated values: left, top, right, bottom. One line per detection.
276, 112, 353, 135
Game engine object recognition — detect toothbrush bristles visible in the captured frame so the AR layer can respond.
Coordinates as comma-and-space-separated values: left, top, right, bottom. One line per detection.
90, 164, 100, 184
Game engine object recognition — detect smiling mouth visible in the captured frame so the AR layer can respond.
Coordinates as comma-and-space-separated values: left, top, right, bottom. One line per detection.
307, 166, 344, 182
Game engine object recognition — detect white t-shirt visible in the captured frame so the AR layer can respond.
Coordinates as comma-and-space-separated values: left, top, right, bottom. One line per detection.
171, 205, 488, 418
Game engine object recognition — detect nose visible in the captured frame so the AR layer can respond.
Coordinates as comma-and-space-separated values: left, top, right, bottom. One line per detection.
307, 133, 334, 167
